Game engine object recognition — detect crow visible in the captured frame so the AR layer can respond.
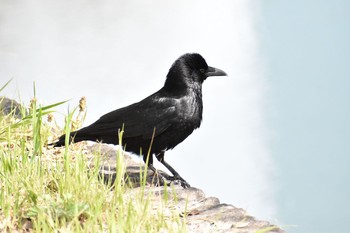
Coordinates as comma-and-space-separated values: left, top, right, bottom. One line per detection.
51, 53, 227, 188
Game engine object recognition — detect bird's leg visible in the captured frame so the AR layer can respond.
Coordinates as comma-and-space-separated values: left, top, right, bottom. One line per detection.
144, 153, 168, 187
156, 151, 190, 188
147, 163, 169, 187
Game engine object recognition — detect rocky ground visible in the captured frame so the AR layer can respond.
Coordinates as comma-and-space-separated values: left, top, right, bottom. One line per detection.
96, 144, 285, 233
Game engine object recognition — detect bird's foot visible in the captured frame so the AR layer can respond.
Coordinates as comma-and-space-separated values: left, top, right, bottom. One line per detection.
151, 171, 171, 187
172, 179, 191, 189
168, 175, 191, 188
151, 172, 190, 188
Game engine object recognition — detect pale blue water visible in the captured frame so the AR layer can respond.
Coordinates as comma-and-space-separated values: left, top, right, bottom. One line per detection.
261, 1, 350, 232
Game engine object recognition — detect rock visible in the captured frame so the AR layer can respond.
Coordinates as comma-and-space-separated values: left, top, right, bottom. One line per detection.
0, 97, 24, 118
92, 144, 285, 233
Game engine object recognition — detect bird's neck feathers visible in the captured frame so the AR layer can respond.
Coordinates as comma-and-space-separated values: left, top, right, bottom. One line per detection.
163, 61, 203, 96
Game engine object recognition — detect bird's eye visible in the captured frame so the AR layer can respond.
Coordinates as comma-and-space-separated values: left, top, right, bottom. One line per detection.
199, 68, 206, 74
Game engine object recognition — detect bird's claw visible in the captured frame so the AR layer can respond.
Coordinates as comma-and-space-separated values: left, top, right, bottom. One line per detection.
152, 173, 190, 188
151, 171, 173, 187
168, 175, 190, 188
154, 178, 171, 187
172, 179, 191, 188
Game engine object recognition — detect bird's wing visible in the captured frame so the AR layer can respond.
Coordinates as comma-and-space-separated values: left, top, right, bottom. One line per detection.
77, 95, 178, 140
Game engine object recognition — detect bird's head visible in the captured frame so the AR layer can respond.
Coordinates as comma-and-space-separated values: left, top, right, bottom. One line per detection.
164, 53, 227, 93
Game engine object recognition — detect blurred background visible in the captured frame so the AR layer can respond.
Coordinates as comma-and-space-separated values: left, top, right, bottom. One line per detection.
0, 1, 349, 232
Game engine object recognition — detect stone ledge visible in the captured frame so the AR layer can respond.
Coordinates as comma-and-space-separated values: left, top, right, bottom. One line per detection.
94, 144, 285, 233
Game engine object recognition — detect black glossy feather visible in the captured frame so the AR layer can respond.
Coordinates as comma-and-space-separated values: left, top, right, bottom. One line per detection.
52, 53, 227, 188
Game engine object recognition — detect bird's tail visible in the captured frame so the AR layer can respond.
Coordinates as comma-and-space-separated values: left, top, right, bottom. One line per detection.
48, 134, 70, 147
49, 128, 96, 147
48, 131, 78, 147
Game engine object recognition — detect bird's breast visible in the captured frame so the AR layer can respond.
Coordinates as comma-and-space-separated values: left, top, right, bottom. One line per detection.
176, 92, 203, 128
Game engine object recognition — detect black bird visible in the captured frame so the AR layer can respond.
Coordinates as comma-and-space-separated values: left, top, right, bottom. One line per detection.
52, 53, 227, 188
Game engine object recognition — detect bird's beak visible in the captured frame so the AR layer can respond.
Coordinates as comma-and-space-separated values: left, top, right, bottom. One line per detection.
206, 66, 227, 77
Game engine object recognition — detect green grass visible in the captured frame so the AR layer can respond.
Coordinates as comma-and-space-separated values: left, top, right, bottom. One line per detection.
0, 82, 187, 232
